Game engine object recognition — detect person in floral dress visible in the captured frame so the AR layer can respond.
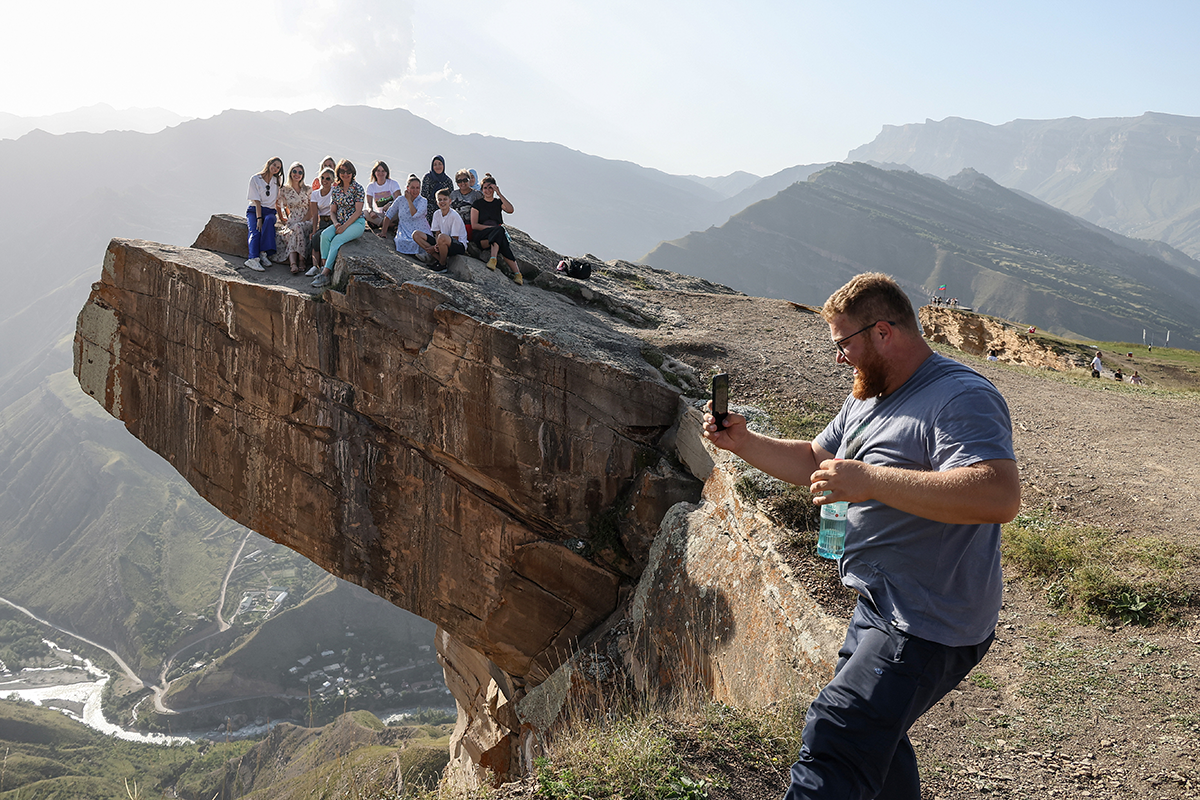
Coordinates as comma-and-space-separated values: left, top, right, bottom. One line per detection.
277, 162, 313, 274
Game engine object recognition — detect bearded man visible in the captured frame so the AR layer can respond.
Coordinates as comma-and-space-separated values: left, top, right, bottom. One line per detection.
704, 273, 1020, 800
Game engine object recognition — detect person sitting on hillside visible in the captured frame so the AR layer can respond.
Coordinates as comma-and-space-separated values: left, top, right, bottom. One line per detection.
421, 155, 454, 224
312, 159, 366, 289
381, 175, 433, 260
450, 169, 482, 238
1113, 368, 1124, 382
277, 162, 313, 274
364, 161, 400, 229
422, 188, 468, 272
986, 350, 999, 362
305, 167, 335, 277
311, 156, 336, 191
471, 174, 522, 284
1131, 371, 1144, 385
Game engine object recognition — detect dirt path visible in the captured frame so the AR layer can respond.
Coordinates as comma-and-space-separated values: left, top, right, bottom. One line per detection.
631, 290, 1200, 799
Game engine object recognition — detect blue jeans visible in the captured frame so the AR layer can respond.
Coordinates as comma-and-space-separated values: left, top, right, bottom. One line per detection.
785, 599, 993, 800
247, 206, 277, 258
319, 217, 366, 273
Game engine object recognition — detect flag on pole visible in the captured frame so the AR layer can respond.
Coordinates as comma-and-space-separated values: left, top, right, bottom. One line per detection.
938, 285, 947, 291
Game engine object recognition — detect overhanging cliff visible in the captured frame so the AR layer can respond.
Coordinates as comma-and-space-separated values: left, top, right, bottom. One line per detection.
74, 219, 847, 785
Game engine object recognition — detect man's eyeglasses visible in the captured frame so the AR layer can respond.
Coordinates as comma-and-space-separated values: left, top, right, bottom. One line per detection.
834, 321, 894, 356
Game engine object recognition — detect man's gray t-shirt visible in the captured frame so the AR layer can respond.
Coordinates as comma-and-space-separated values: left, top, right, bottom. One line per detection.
813, 353, 1015, 647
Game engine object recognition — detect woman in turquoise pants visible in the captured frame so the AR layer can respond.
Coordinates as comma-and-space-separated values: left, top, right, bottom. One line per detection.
313, 159, 366, 289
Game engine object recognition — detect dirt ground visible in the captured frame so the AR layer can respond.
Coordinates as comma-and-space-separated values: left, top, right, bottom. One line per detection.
633, 288, 1200, 800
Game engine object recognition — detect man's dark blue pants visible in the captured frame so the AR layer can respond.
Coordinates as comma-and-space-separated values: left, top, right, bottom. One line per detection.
784, 599, 993, 799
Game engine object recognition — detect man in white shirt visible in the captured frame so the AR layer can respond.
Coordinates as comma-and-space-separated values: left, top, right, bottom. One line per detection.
422, 188, 468, 272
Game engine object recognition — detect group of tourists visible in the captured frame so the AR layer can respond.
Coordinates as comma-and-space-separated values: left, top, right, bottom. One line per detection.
245, 154, 521, 289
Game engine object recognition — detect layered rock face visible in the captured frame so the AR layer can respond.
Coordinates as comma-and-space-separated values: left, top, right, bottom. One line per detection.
75, 219, 844, 786
920, 305, 1082, 371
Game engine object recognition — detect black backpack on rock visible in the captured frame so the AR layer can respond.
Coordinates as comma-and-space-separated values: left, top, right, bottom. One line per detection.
556, 258, 592, 280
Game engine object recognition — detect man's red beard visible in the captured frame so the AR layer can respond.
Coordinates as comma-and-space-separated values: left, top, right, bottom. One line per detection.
851, 335, 890, 399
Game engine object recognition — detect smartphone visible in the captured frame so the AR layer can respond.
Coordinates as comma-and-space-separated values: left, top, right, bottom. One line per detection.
711, 373, 729, 430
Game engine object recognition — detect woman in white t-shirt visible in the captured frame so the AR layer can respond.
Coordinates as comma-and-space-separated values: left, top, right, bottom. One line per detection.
305, 167, 336, 277
246, 157, 283, 271
364, 161, 400, 228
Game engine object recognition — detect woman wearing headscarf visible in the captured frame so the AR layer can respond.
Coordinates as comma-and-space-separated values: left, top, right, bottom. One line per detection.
420, 155, 454, 223
277, 162, 313, 274
246, 157, 283, 271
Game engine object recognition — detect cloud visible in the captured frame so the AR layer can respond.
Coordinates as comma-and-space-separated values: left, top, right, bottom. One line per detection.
280, 0, 446, 105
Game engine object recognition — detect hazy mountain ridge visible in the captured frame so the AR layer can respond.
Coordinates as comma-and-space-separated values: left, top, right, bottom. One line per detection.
642, 162, 1200, 347
848, 112, 1200, 258
0, 103, 190, 139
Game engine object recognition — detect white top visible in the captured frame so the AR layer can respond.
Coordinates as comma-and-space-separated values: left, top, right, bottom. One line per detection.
1091, 355, 1102, 371
431, 207, 468, 242
366, 178, 401, 212
310, 188, 333, 217
248, 175, 278, 209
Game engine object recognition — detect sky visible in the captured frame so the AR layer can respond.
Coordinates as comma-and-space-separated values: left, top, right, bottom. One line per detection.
6, 0, 1200, 177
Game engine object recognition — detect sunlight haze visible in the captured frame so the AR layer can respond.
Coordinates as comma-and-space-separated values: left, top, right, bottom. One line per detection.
6, 0, 1200, 175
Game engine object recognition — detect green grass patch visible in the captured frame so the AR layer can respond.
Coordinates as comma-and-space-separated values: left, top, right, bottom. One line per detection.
531, 696, 803, 800
1002, 507, 1198, 625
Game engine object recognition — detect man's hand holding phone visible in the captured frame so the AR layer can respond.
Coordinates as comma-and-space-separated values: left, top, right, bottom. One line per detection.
703, 373, 747, 452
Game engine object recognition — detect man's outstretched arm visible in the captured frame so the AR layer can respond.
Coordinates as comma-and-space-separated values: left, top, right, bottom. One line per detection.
703, 410, 834, 489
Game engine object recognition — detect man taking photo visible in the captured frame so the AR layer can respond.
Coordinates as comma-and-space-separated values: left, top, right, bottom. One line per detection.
704, 273, 1020, 799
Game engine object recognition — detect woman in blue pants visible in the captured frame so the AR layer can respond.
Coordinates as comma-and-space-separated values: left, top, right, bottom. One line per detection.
246, 157, 283, 271
313, 159, 366, 289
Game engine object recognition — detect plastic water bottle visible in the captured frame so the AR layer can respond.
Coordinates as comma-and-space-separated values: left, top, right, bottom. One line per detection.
816, 500, 848, 560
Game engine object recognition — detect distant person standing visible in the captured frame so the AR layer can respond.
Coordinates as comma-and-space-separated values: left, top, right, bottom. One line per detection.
1091, 351, 1102, 378
246, 157, 283, 271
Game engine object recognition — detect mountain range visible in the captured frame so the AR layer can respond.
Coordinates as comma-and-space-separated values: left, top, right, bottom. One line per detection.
0, 103, 190, 140
7, 105, 1200, 744
642, 162, 1200, 348
848, 112, 1200, 260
